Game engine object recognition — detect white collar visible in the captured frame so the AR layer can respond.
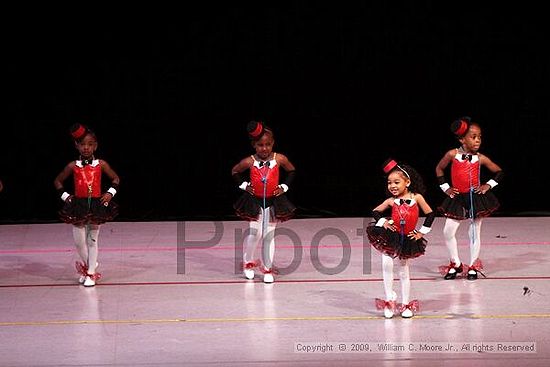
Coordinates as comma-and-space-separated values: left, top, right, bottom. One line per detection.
393, 197, 416, 205
455, 152, 479, 163
76, 159, 100, 167
252, 157, 277, 168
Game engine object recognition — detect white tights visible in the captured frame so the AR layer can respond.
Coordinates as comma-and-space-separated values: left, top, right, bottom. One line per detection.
243, 207, 276, 269
443, 218, 482, 266
382, 254, 410, 304
72, 224, 100, 274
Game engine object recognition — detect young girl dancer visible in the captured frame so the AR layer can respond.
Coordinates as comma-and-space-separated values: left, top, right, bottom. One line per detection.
367, 159, 434, 318
436, 117, 503, 280
54, 123, 120, 286
231, 121, 296, 283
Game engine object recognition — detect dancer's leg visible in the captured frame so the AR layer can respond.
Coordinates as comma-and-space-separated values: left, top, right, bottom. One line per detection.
86, 224, 100, 274
469, 218, 483, 265
381, 254, 397, 318
72, 225, 88, 263
261, 208, 277, 283
244, 219, 262, 263
382, 254, 395, 300
443, 218, 461, 266
261, 208, 277, 270
399, 259, 414, 318
398, 259, 410, 305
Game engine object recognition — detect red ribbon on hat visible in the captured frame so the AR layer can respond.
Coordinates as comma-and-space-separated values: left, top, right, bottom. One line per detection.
455, 120, 469, 136
249, 122, 264, 138
383, 159, 398, 174
71, 124, 87, 140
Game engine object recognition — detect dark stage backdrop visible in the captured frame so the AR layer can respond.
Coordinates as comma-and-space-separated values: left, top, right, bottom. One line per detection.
2, 5, 549, 223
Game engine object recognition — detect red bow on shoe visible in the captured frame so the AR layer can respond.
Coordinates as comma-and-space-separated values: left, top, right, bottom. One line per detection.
88, 273, 102, 281
399, 300, 420, 313
375, 298, 396, 311
467, 259, 486, 278
242, 260, 261, 270
75, 261, 88, 276
260, 267, 280, 275
438, 261, 462, 276
75, 262, 102, 281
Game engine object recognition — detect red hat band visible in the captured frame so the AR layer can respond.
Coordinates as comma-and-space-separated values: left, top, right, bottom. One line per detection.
71, 125, 87, 140
249, 122, 264, 138
383, 159, 398, 174
455, 120, 469, 136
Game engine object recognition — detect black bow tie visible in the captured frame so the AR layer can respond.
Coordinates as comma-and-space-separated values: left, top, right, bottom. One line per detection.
399, 199, 412, 205
462, 154, 473, 162
82, 159, 93, 166
259, 161, 270, 168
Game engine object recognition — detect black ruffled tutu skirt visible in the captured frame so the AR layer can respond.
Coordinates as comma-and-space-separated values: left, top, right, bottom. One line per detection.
438, 191, 499, 220
234, 193, 295, 222
366, 222, 427, 259
59, 197, 119, 225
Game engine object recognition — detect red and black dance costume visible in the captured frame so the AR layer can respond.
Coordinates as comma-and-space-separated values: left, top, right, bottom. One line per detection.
367, 197, 433, 259
233, 153, 295, 222
438, 150, 500, 219
59, 159, 119, 225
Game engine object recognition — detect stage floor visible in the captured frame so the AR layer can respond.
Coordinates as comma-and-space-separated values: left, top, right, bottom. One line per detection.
1, 217, 549, 366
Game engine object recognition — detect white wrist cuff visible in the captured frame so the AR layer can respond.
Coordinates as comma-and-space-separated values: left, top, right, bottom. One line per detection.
61, 192, 70, 202
418, 226, 431, 235
239, 181, 249, 191
439, 183, 450, 192
107, 187, 117, 197
486, 179, 498, 188
279, 184, 289, 192
375, 218, 387, 227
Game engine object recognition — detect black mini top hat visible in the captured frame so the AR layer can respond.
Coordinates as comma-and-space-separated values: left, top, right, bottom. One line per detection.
382, 158, 411, 179
247, 120, 265, 140
70, 123, 89, 140
451, 116, 471, 137
382, 158, 399, 174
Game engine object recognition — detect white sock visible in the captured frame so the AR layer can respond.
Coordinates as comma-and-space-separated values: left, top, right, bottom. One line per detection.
382, 255, 395, 300
261, 208, 277, 270
469, 218, 483, 265
244, 218, 262, 264
443, 218, 461, 266
72, 225, 88, 263
399, 259, 411, 304
86, 225, 100, 274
